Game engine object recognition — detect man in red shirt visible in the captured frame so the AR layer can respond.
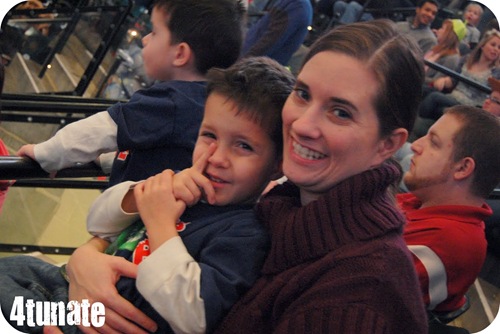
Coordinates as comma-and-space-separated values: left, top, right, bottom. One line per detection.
400, 105, 500, 313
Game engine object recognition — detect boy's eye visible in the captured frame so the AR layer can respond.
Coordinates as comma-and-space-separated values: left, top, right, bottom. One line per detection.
237, 142, 254, 152
200, 131, 216, 140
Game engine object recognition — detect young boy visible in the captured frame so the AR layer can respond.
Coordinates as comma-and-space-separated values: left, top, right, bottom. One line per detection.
0, 56, 295, 334
462, 2, 483, 50
16, 0, 245, 187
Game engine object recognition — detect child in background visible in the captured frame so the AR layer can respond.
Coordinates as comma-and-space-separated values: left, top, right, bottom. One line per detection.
17, 0, 245, 187
462, 2, 483, 51
0, 56, 296, 334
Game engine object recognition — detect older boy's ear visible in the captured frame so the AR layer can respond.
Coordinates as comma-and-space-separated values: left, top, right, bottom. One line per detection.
453, 157, 475, 181
173, 42, 193, 67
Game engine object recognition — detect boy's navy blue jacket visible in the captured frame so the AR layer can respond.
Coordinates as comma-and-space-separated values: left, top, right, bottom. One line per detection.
108, 80, 207, 186
110, 203, 270, 333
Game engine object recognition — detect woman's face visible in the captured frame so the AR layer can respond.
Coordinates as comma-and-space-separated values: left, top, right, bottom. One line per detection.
481, 36, 500, 63
435, 23, 448, 44
282, 51, 393, 204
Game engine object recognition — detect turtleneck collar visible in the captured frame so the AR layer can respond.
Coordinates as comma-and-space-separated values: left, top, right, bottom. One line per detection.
258, 162, 405, 274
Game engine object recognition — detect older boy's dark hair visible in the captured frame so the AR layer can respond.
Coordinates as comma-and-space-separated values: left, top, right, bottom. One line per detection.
206, 56, 295, 156
446, 105, 500, 198
153, 0, 245, 75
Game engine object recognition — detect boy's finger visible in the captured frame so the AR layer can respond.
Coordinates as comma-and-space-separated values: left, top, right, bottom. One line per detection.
193, 143, 217, 173
192, 173, 216, 204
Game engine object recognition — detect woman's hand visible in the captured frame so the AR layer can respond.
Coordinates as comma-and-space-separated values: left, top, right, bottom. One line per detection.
433, 76, 452, 92
66, 238, 157, 333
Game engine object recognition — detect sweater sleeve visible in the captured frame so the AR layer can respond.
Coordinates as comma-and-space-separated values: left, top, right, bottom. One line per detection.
34, 111, 118, 172
274, 305, 391, 334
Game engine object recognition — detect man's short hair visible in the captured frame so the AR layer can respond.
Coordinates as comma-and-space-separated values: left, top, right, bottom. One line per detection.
417, 0, 440, 9
446, 105, 500, 198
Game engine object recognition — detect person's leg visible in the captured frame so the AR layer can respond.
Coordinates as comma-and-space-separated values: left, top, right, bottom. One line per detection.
0, 256, 76, 333
332, 1, 347, 20
339, 1, 364, 24
418, 91, 458, 120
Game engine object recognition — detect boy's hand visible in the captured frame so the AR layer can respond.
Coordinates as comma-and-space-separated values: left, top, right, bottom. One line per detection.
134, 170, 186, 251
16, 144, 36, 159
173, 143, 216, 206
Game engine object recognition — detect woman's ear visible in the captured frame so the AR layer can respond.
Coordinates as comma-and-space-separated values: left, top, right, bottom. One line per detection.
173, 42, 192, 67
378, 128, 409, 160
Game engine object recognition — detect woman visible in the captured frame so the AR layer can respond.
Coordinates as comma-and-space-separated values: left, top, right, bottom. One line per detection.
424, 19, 464, 85
215, 20, 427, 333
419, 29, 500, 121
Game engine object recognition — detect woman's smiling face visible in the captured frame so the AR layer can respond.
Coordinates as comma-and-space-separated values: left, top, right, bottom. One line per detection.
282, 51, 390, 204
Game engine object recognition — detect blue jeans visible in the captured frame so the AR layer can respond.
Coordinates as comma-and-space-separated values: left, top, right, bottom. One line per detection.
0, 256, 79, 333
333, 1, 374, 24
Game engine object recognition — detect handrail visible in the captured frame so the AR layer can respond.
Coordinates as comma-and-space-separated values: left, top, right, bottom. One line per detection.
0, 156, 106, 180
424, 60, 492, 94
1, 93, 123, 112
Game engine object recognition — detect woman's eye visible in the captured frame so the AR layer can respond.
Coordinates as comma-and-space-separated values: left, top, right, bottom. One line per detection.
294, 88, 310, 101
332, 108, 351, 119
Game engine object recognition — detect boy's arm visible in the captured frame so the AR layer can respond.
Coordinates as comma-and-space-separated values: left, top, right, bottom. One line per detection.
16, 111, 118, 173
136, 211, 268, 334
87, 180, 141, 240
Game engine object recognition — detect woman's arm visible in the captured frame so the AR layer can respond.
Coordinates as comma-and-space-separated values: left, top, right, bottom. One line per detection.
66, 237, 157, 334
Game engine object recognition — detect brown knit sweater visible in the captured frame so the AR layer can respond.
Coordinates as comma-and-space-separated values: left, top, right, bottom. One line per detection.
215, 162, 427, 334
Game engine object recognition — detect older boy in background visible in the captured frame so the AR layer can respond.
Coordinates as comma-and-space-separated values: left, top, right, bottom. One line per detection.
17, 0, 245, 187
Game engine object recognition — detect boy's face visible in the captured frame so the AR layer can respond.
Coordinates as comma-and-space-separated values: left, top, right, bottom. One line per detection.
464, 6, 481, 26
141, 7, 178, 81
193, 93, 280, 206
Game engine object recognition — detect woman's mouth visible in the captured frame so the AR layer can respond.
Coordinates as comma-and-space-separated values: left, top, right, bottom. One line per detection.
292, 141, 326, 160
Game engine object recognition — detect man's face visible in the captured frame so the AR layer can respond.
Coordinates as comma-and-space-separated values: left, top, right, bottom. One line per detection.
403, 114, 460, 198
483, 91, 500, 117
414, 2, 438, 27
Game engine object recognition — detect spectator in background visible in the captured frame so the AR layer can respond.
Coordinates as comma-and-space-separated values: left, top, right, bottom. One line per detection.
396, 0, 439, 53
418, 29, 500, 121
401, 105, 500, 314
242, 0, 313, 66
483, 76, 500, 117
461, 1, 483, 52
424, 19, 465, 85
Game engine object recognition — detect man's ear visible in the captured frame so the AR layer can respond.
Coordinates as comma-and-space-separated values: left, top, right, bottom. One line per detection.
453, 157, 476, 181
378, 128, 409, 161
173, 42, 192, 67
